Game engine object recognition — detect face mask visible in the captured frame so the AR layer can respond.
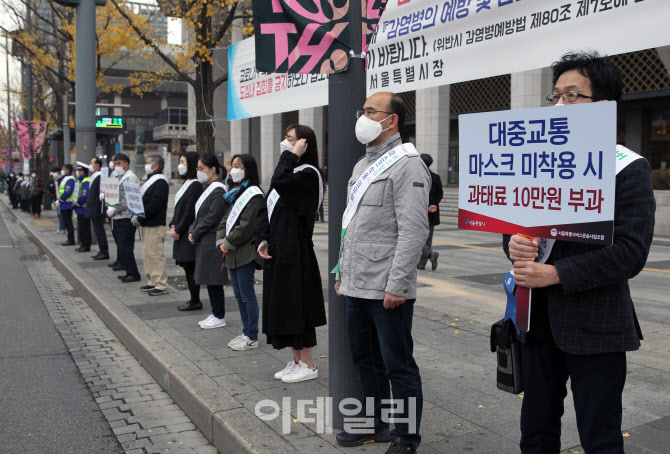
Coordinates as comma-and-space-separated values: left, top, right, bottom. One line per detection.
32, 174, 37, 178
109, 161, 115, 170
280, 139, 294, 152
89, 164, 96, 173
355, 114, 391, 145
177, 164, 188, 176
115, 166, 125, 176
144, 164, 153, 174
59, 171, 64, 177
230, 168, 245, 183
197, 170, 209, 184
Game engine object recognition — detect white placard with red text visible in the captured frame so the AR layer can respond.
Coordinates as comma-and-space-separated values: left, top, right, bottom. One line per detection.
228, 36, 329, 120
458, 102, 617, 245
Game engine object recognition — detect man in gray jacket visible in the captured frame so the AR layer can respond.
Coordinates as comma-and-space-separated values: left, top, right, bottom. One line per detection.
107, 153, 141, 283
334, 92, 430, 454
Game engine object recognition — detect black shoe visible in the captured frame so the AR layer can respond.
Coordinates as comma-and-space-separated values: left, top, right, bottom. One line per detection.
335, 428, 392, 447
430, 251, 439, 271
385, 439, 417, 454
140, 285, 155, 292
75, 246, 91, 252
60, 241, 75, 246
118, 274, 129, 280
112, 264, 124, 271
178, 301, 203, 311
107, 260, 120, 268
93, 253, 110, 261
121, 275, 141, 283
148, 288, 168, 296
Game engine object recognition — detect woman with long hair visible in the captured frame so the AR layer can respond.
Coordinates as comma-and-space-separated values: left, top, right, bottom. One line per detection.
257, 124, 326, 383
170, 151, 204, 311
188, 154, 228, 329
216, 154, 264, 351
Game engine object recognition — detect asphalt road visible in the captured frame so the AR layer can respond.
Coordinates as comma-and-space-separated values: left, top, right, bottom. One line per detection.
0, 212, 122, 453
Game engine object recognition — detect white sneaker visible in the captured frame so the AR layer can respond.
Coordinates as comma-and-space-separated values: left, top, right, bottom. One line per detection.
201, 317, 226, 329
198, 315, 215, 327
274, 360, 300, 380
230, 335, 258, 351
282, 361, 318, 383
227, 334, 245, 348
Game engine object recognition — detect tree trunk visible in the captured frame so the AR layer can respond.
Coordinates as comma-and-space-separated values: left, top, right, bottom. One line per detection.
194, 59, 216, 156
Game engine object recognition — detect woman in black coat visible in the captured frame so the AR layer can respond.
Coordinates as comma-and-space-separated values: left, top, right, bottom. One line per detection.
188, 154, 228, 330
169, 152, 204, 311
257, 124, 326, 384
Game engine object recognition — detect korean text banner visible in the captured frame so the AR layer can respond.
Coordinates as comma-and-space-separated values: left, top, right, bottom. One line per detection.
253, 0, 352, 74
459, 102, 616, 245
30, 121, 48, 156
367, 0, 670, 95
15, 121, 32, 160
228, 36, 329, 121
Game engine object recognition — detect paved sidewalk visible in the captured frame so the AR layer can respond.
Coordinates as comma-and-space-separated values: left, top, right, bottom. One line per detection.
3, 187, 670, 454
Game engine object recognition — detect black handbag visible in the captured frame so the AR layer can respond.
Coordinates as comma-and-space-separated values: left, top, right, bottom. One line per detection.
490, 318, 524, 394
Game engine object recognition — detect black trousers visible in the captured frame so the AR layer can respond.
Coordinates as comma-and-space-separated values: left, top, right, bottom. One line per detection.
9, 190, 18, 208
207, 285, 225, 319
520, 337, 626, 454
91, 217, 109, 254
113, 218, 139, 278
31, 193, 43, 215
77, 213, 91, 248
181, 261, 200, 303
61, 209, 75, 243
20, 198, 30, 212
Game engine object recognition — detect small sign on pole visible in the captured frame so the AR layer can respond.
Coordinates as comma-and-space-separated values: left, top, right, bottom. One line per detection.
104, 176, 120, 207
124, 181, 145, 216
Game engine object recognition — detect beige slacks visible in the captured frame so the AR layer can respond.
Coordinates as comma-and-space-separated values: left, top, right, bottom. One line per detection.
141, 225, 168, 291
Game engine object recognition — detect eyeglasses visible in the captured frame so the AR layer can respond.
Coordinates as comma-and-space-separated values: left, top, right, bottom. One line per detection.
356, 107, 393, 118
546, 93, 596, 104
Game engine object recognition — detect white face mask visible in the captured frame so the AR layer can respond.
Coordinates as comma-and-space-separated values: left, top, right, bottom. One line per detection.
109, 161, 115, 170
230, 167, 245, 183
59, 171, 64, 177
115, 166, 125, 176
144, 164, 153, 174
31, 174, 37, 178
177, 164, 188, 176
89, 164, 96, 173
197, 170, 210, 184
355, 114, 391, 145
280, 139, 294, 152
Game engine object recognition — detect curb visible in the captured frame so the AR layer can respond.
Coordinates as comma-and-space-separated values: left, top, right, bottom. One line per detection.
2, 198, 299, 454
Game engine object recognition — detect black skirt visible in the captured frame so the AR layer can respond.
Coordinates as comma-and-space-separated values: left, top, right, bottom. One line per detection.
267, 328, 317, 350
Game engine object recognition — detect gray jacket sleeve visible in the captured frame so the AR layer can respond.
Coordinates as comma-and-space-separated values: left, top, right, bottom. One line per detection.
385, 158, 431, 296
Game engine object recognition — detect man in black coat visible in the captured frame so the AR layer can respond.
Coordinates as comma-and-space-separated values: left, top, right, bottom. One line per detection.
85, 158, 109, 260
132, 155, 169, 296
504, 51, 656, 454
417, 154, 443, 271
6, 170, 18, 209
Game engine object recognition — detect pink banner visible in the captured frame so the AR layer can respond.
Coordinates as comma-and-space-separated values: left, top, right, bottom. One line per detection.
15, 121, 31, 160
30, 121, 47, 156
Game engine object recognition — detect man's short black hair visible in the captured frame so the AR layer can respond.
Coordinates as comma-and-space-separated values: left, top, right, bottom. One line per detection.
52, 166, 61, 172
389, 94, 406, 129
420, 153, 433, 168
93, 158, 102, 168
63, 164, 73, 173
551, 51, 623, 102
113, 153, 130, 164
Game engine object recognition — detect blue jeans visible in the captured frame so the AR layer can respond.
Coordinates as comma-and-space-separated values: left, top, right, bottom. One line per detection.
345, 296, 423, 448
229, 262, 259, 341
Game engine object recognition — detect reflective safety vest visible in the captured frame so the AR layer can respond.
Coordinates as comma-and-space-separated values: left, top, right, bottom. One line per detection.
59, 175, 75, 202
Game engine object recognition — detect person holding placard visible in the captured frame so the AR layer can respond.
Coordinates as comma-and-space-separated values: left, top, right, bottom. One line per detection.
215, 154, 264, 351
333, 93, 429, 453
170, 152, 204, 311
106, 153, 141, 283
133, 155, 170, 297
56, 164, 76, 246
503, 52, 656, 454
86, 158, 109, 261
73, 163, 91, 253
189, 154, 228, 330
256, 124, 326, 383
